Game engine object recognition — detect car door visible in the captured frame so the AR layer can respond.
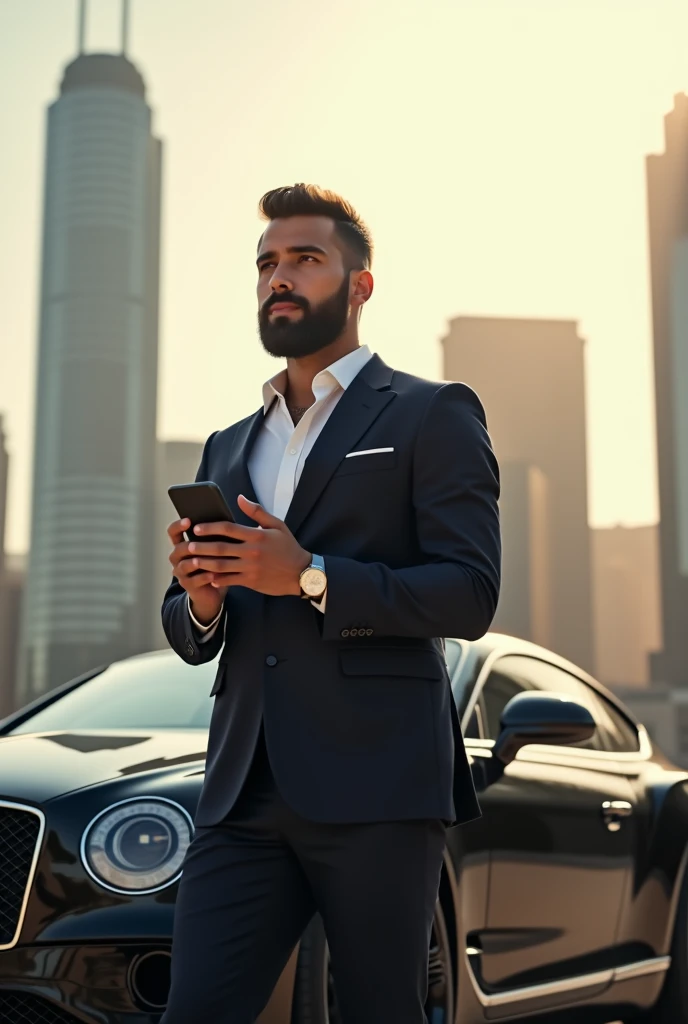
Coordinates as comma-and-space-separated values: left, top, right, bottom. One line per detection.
468, 653, 637, 1014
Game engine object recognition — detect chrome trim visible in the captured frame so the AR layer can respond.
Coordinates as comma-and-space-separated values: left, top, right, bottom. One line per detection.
80, 795, 194, 896
465, 950, 672, 1009
614, 956, 672, 982
0, 799, 46, 951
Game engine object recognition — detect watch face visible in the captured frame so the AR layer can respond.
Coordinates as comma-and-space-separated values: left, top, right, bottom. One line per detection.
301, 567, 327, 597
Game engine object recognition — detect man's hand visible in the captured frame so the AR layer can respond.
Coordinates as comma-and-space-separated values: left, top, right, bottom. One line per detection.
188, 494, 311, 597
167, 517, 228, 625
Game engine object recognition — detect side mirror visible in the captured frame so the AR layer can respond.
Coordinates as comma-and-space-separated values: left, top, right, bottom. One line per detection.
493, 691, 596, 767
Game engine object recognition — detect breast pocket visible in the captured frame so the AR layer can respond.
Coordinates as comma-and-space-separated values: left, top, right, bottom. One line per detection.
334, 450, 398, 477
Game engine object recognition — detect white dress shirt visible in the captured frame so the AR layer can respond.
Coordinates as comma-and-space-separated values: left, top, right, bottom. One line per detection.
189, 344, 374, 641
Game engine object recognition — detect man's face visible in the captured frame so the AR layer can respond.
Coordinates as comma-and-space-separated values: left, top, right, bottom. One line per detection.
256, 215, 353, 358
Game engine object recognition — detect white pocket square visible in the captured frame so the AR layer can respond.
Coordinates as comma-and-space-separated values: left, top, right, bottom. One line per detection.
345, 447, 395, 458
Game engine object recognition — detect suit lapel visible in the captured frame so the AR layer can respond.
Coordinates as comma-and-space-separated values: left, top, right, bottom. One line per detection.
284, 355, 396, 536
224, 408, 265, 525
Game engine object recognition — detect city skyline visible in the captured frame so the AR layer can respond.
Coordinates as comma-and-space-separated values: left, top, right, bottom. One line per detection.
4, 0, 688, 557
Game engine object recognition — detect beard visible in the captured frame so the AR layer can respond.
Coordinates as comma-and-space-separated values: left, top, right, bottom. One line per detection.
258, 275, 351, 358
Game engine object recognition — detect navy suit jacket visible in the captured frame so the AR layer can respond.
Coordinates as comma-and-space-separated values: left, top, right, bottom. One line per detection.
162, 355, 501, 828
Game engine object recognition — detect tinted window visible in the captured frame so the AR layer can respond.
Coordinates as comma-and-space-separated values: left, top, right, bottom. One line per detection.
593, 695, 640, 753
480, 656, 605, 751
10, 653, 217, 733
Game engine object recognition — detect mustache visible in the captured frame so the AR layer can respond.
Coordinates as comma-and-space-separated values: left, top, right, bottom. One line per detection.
262, 294, 309, 315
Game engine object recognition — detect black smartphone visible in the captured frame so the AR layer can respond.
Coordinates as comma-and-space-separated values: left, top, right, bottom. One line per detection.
168, 481, 239, 546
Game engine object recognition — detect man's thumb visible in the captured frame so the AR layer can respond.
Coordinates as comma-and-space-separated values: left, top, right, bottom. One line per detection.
237, 493, 281, 528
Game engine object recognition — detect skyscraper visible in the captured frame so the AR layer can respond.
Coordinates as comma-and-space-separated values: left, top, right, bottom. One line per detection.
646, 93, 688, 687
17, 2, 162, 700
442, 316, 594, 672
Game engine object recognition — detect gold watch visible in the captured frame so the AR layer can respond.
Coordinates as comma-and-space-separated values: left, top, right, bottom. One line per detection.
299, 554, 327, 600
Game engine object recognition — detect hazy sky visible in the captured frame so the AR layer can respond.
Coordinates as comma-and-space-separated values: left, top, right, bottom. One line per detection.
2, 0, 687, 554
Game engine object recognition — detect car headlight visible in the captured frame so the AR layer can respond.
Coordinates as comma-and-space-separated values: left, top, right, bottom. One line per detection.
81, 797, 194, 894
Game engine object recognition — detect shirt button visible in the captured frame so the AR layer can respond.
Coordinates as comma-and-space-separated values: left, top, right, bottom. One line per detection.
265, 655, 278, 667
289, 448, 297, 455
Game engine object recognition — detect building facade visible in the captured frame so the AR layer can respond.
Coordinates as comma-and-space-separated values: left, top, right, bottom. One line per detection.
442, 316, 594, 671
646, 93, 688, 687
17, 51, 162, 700
591, 524, 661, 688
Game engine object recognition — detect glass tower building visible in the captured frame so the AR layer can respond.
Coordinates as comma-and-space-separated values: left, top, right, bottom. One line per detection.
17, 38, 162, 699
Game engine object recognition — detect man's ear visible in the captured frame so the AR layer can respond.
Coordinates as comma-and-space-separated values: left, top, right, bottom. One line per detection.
351, 269, 374, 311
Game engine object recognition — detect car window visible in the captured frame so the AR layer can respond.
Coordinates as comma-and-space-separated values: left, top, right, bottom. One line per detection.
480, 656, 606, 752
591, 694, 640, 753
9, 653, 218, 733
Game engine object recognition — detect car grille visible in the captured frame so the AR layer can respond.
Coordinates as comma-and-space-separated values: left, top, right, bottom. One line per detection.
0, 992, 85, 1024
0, 803, 43, 948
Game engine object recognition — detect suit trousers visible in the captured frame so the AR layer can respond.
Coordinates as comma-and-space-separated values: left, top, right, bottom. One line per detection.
161, 724, 446, 1024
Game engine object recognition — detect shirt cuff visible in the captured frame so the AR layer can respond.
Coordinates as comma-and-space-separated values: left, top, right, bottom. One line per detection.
187, 594, 224, 642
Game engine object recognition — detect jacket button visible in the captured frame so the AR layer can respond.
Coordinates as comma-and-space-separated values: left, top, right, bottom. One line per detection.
365, 629, 374, 636
265, 655, 278, 667
341, 629, 350, 638
349, 628, 359, 637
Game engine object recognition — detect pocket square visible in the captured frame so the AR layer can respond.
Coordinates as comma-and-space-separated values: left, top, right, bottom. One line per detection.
345, 447, 395, 458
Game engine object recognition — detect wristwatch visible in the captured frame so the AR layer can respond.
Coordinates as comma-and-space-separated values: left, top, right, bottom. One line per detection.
299, 553, 327, 600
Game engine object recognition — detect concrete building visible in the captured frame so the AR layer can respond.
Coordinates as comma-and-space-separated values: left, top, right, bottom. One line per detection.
17, 6, 162, 700
591, 524, 662, 689
442, 316, 593, 672
0, 555, 26, 716
151, 440, 204, 650
0, 416, 8, 580
646, 93, 688, 687
491, 461, 552, 650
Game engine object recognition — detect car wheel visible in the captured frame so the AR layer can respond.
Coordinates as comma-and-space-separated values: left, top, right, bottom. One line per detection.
292, 900, 455, 1024
623, 878, 688, 1023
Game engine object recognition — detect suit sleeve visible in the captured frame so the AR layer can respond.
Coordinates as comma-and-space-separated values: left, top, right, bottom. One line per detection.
160, 430, 227, 665
321, 383, 501, 641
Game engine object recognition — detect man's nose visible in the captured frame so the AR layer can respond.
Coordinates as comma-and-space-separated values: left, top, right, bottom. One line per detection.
269, 266, 294, 292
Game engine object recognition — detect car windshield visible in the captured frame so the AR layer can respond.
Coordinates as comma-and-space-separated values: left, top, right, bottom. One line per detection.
9, 653, 218, 733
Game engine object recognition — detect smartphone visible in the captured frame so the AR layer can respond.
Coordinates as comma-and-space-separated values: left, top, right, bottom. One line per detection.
168, 481, 238, 546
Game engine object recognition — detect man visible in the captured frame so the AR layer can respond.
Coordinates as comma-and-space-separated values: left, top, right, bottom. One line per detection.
161, 183, 501, 1024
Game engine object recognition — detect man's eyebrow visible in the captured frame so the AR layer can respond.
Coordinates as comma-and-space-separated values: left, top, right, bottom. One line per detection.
256, 245, 328, 266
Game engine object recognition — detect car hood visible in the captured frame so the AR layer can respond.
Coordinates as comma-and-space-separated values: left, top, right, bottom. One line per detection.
0, 730, 208, 805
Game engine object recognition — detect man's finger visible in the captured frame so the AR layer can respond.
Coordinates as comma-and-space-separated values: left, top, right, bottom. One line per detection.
167, 518, 191, 543
237, 493, 284, 530
186, 540, 242, 558
192, 520, 254, 541
193, 557, 252, 574
168, 541, 192, 566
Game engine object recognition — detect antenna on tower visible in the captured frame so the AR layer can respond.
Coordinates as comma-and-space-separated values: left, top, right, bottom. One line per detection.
121, 0, 130, 55
78, 0, 87, 54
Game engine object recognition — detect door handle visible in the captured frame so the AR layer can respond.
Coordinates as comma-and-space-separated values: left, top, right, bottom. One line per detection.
602, 800, 633, 832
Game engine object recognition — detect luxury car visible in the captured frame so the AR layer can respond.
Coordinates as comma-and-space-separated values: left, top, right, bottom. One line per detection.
0, 633, 686, 1024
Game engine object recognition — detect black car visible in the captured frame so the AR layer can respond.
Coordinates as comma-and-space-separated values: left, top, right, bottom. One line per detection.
0, 633, 686, 1024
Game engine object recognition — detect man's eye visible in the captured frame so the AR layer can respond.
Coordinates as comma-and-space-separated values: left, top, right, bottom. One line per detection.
299, 255, 317, 263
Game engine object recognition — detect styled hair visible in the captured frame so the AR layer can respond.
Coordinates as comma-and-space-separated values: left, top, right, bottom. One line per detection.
258, 183, 373, 270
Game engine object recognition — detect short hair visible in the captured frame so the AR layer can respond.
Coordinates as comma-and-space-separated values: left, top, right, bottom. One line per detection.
258, 183, 373, 270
